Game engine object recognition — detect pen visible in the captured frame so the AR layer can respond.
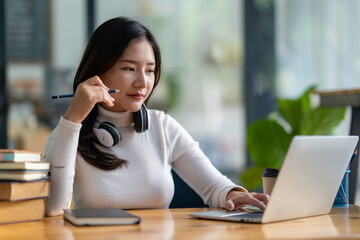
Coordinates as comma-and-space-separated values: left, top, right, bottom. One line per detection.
51, 89, 121, 99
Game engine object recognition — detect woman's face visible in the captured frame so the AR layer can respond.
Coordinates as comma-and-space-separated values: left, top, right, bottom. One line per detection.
100, 38, 156, 112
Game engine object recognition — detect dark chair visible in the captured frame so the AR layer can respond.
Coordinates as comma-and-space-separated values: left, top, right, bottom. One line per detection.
169, 170, 209, 208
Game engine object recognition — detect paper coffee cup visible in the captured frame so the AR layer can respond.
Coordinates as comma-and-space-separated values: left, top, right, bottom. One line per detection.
262, 168, 279, 195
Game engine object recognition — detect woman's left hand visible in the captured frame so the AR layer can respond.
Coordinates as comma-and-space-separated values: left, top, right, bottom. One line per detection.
225, 191, 269, 211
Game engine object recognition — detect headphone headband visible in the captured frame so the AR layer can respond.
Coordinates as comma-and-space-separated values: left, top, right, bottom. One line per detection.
134, 104, 149, 133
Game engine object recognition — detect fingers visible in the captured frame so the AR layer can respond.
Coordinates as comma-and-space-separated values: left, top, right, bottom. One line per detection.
250, 192, 270, 205
92, 76, 116, 107
78, 76, 115, 107
246, 196, 266, 211
225, 192, 269, 211
87, 75, 109, 91
98, 86, 115, 107
225, 200, 236, 211
63, 76, 115, 123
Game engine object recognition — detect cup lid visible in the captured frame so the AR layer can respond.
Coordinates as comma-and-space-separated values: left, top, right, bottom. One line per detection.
262, 168, 279, 177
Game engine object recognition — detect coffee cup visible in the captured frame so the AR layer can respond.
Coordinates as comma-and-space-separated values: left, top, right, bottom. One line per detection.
262, 168, 279, 195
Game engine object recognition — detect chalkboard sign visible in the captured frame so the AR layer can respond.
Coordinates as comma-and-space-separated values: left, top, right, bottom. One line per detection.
5, 0, 49, 61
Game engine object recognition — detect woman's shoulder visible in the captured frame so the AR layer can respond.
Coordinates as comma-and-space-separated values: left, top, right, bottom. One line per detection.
148, 108, 168, 119
147, 109, 185, 132
147, 109, 181, 127
147, 109, 197, 153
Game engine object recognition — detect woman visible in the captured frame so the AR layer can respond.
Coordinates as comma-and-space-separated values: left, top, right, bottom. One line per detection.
44, 17, 268, 216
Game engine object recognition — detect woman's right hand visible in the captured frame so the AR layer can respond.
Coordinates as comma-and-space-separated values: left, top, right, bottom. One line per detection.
63, 76, 115, 124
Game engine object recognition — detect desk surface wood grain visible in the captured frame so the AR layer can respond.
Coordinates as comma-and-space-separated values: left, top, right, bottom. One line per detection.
0, 206, 359, 239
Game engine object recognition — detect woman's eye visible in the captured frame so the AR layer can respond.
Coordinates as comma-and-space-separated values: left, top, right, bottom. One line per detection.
123, 67, 134, 71
147, 69, 155, 73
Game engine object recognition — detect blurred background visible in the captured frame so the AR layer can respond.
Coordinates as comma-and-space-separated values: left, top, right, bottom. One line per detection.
0, 0, 359, 198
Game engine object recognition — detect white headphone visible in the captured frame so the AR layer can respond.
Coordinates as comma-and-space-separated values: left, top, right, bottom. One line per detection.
93, 122, 122, 148
93, 104, 148, 148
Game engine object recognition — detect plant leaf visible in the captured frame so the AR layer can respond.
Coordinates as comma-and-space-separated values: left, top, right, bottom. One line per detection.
247, 119, 293, 169
277, 85, 317, 135
299, 85, 316, 113
240, 165, 264, 191
300, 107, 347, 135
278, 99, 301, 135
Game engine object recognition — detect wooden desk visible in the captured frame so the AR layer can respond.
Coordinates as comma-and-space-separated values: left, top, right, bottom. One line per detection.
0, 206, 360, 239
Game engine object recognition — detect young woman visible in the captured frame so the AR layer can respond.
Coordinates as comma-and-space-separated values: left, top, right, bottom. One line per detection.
44, 17, 268, 216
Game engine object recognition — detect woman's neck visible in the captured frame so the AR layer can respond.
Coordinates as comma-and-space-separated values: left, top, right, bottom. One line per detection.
96, 105, 134, 128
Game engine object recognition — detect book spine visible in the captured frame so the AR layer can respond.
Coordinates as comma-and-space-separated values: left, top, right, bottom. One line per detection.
0, 153, 15, 161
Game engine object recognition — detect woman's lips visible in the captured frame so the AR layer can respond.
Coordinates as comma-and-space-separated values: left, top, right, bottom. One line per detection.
128, 93, 144, 101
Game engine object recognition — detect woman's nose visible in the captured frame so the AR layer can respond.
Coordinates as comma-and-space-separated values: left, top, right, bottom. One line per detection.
133, 72, 147, 88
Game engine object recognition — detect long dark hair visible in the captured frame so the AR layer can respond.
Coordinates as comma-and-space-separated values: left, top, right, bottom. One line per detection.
74, 17, 162, 170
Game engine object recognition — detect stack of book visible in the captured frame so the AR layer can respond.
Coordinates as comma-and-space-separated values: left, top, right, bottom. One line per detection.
0, 149, 50, 224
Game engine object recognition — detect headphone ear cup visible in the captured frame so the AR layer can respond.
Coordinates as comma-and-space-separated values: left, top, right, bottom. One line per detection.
134, 104, 149, 133
93, 122, 122, 147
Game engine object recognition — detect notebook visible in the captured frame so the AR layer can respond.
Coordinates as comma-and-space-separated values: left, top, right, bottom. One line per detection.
190, 135, 358, 224
63, 208, 141, 226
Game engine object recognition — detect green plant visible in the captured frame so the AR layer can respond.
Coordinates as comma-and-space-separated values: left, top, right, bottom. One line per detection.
240, 86, 347, 190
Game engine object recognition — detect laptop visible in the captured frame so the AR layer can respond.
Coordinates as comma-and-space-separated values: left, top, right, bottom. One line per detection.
190, 135, 358, 223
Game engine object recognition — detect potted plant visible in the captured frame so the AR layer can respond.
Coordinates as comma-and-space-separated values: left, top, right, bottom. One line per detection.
240, 86, 347, 190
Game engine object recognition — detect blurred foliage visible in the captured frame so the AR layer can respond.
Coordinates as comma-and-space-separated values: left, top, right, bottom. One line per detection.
240, 86, 347, 190
165, 72, 180, 111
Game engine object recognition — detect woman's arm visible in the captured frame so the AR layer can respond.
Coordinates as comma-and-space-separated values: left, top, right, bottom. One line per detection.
162, 114, 239, 207
171, 143, 242, 208
165, 114, 268, 210
44, 76, 115, 216
43, 117, 82, 216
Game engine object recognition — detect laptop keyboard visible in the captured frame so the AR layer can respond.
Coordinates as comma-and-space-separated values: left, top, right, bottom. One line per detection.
231, 212, 263, 222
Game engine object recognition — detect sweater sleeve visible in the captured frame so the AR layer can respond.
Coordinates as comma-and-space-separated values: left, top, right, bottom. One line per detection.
164, 114, 246, 208
43, 116, 82, 216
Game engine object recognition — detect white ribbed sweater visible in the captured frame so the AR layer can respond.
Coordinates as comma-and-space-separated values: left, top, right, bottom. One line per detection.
44, 106, 243, 216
